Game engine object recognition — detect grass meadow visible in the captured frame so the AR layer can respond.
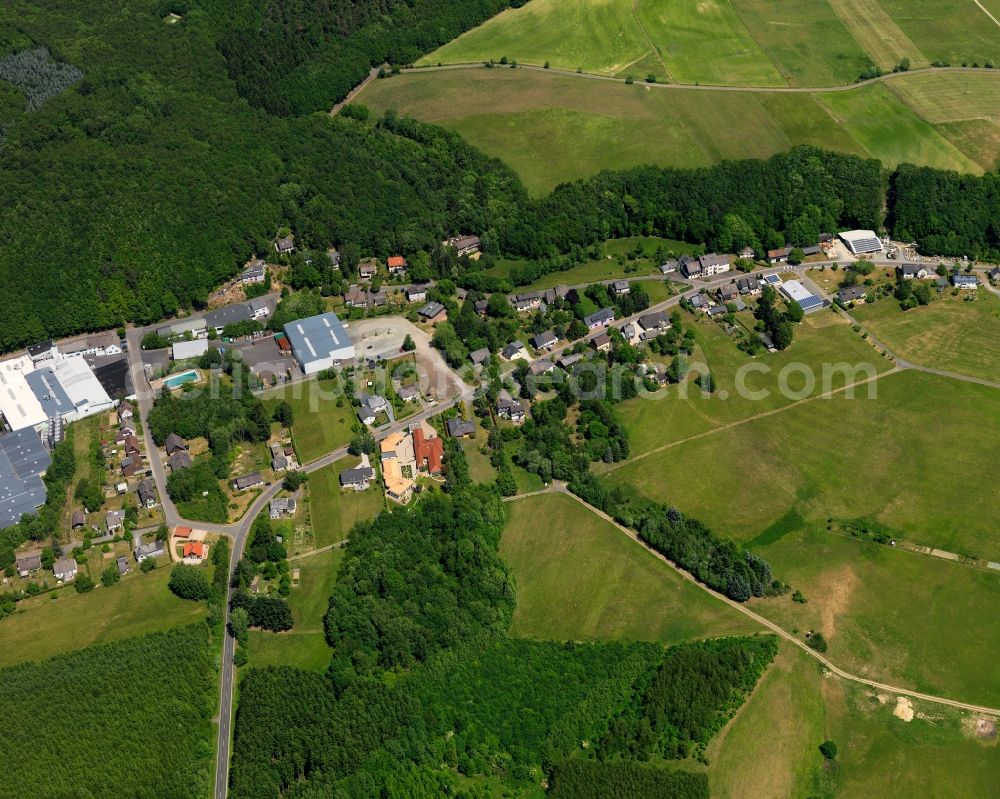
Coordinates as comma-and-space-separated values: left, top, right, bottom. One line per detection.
261, 377, 358, 462
306, 457, 385, 549
0, 565, 204, 668
500, 492, 758, 642
708, 642, 1000, 798
852, 289, 1000, 381
356, 68, 998, 193
248, 546, 344, 672
419, 0, 999, 87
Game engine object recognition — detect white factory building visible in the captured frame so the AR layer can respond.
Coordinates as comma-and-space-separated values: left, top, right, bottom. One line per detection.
0, 350, 115, 434
283, 312, 356, 375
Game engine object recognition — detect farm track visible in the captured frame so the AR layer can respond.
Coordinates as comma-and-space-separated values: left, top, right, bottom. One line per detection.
372, 62, 1000, 96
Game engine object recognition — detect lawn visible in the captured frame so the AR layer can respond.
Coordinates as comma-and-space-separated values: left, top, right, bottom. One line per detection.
500, 492, 758, 642
306, 457, 385, 549
0, 564, 204, 668
852, 289, 1000, 381
610, 369, 1000, 557
261, 377, 358, 462
356, 68, 995, 193
708, 641, 1000, 797
461, 437, 498, 484
248, 546, 344, 672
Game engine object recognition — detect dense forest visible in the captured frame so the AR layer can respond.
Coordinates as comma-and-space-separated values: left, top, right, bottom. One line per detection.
0, 1, 990, 352
231, 487, 778, 797
0, 625, 216, 799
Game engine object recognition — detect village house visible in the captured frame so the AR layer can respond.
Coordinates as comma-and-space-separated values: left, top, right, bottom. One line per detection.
387, 256, 407, 275
610, 280, 630, 296
413, 427, 444, 475
183, 541, 207, 561
659, 260, 678, 274
497, 398, 526, 423
405, 286, 427, 303
584, 308, 615, 330
274, 235, 295, 255
358, 259, 378, 280
699, 253, 732, 276
397, 385, 419, 403
637, 311, 670, 332
53, 557, 77, 581
530, 331, 558, 351
242, 260, 267, 284
767, 246, 792, 264
418, 301, 447, 323
444, 235, 481, 256
989, 267, 1000, 282
592, 332, 611, 352
106, 509, 126, 533
953, 273, 978, 289
736, 275, 761, 296
15, 553, 41, 578
556, 352, 583, 370
116, 556, 130, 576
528, 358, 555, 377
689, 293, 709, 311
232, 472, 264, 492
837, 285, 867, 305
269, 497, 298, 520
899, 264, 929, 280
165, 433, 188, 455
71, 509, 86, 529
168, 450, 192, 472
502, 341, 528, 361
134, 540, 165, 563
137, 479, 157, 509
469, 347, 491, 367
716, 283, 739, 303
739, 246, 756, 260
338, 467, 375, 492
446, 417, 476, 438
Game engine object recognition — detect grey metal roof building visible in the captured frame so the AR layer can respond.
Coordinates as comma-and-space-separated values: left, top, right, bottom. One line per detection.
24, 367, 75, 419
283, 312, 356, 375
0, 428, 51, 527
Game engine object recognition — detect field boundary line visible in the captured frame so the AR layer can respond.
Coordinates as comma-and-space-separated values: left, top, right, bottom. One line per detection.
629, 0, 672, 81
553, 487, 1000, 716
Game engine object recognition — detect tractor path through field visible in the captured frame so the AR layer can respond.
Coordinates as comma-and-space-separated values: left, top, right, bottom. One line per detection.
973, 0, 1000, 29
377, 62, 1000, 96
288, 539, 348, 561
601, 366, 899, 474
507, 485, 1000, 717
628, 0, 672, 81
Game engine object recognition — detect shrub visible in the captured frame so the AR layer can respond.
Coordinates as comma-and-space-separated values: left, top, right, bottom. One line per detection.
819, 740, 838, 759
169, 565, 212, 601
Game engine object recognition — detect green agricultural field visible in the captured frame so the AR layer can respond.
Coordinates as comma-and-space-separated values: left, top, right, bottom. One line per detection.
606, 306, 892, 460
814, 83, 980, 173
852, 290, 1000, 381
729, 0, 872, 86
261, 377, 358, 462
879, 0, 1000, 70
636, 0, 785, 86
501, 492, 758, 642
420, 0, 650, 75
824, 0, 929, 71
708, 642, 1000, 797
306, 457, 385, 549
249, 546, 343, 671
356, 69, 997, 193
610, 369, 1000, 556
0, 565, 204, 668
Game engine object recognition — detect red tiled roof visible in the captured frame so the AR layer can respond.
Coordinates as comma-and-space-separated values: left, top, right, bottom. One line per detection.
183, 541, 205, 558
412, 427, 444, 475
174, 526, 193, 538
387, 255, 406, 268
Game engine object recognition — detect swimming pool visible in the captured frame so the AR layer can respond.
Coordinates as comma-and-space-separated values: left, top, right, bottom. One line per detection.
163, 369, 200, 389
